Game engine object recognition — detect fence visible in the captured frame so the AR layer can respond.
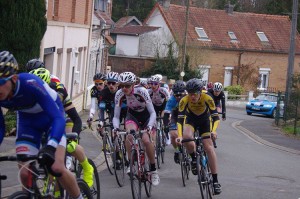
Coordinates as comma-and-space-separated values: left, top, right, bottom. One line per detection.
224, 91, 253, 108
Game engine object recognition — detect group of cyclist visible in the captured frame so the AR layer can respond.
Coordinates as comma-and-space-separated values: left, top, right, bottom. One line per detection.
0, 49, 227, 197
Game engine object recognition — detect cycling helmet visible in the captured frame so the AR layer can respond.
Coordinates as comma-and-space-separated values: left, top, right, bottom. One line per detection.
29, 68, 51, 83
93, 73, 106, 81
149, 75, 161, 83
0, 51, 18, 78
118, 72, 136, 84
186, 78, 204, 93
213, 82, 223, 92
172, 80, 186, 93
155, 74, 163, 81
106, 71, 119, 82
207, 82, 213, 89
25, 59, 45, 72
140, 79, 148, 88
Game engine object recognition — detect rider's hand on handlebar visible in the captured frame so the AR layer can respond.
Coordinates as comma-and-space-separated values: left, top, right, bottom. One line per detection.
176, 137, 182, 145
222, 113, 226, 121
87, 118, 93, 129
211, 132, 218, 140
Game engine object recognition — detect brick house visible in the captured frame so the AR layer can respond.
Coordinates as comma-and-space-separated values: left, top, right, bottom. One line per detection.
141, 2, 300, 91
42, 0, 93, 111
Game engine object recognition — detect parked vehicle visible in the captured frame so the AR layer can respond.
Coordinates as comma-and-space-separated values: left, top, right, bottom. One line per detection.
246, 93, 284, 118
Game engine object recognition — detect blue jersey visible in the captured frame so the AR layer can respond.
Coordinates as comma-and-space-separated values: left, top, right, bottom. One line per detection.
0, 73, 65, 147
164, 95, 178, 113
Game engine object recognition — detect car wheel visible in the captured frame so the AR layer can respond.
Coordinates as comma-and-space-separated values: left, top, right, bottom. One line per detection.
271, 109, 276, 118
247, 112, 252, 115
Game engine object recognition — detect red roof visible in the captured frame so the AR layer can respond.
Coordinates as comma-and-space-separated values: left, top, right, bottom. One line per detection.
111, 25, 160, 36
115, 16, 142, 28
145, 3, 300, 53
95, 10, 114, 25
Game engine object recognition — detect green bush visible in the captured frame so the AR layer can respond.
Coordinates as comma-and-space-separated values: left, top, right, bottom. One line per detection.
224, 85, 244, 99
4, 110, 16, 136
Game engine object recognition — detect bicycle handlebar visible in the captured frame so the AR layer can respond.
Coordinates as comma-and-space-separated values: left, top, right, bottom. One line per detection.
0, 156, 17, 162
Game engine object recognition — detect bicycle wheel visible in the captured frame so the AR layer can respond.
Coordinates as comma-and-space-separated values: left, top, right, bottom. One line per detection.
155, 129, 161, 169
180, 147, 188, 187
8, 191, 29, 199
143, 154, 152, 198
160, 132, 165, 164
77, 178, 93, 199
204, 156, 213, 198
130, 150, 141, 199
196, 155, 205, 199
114, 137, 126, 187
77, 158, 101, 199
103, 132, 115, 175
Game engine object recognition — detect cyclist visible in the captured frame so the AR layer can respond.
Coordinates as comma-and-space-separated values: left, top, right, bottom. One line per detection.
148, 74, 170, 115
30, 68, 94, 188
177, 78, 221, 195
112, 72, 160, 186
139, 79, 149, 89
26, 58, 61, 83
87, 73, 106, 128
163, 80, 187, 164
0, 51, 83, 198
207, 82, 226, 121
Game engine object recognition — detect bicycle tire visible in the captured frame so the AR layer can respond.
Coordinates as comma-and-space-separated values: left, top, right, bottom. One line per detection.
180, 147, 187, 187
130, 149, 141, 199
8, 191, 29, 199
0, 175, 2, 198
160, 132, 166, 164
114, 137, 126, 187
77, 158, 101, 199
155, 129, 161, 169
197, 155, 205, 199
144, 154, 152, 197
77, 178, 93, 199
204, 156, 214, 198
103, 132, 114, 175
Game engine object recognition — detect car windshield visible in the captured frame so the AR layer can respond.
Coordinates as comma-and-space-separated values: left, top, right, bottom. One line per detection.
256, 94, 277, 102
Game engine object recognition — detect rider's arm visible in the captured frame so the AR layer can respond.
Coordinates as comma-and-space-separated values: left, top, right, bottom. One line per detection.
221, 92, 226, 114
0, 109, 5, 145
31, 80, 65, 148
65, 106, 82, 134
98, 102, 106, 122
89, 97, 96, 119
177, 96, 188, 137
146, 102, 156, 129
206, 94, 220, 132
112, 90, 123, 129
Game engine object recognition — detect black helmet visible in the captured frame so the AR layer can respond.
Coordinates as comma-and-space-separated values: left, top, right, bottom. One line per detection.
0, 51, 18, 78
172, 80, 186, 94
26, 59, 45, 72
93, 73, 106, 81
186, 78, 204, 93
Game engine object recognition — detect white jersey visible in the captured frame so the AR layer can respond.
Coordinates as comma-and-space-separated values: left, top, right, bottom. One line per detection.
148, 87, 170, 107
113, 86, 156, 129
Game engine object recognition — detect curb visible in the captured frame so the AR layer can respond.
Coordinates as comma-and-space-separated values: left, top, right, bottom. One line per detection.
232, 120, 300, 155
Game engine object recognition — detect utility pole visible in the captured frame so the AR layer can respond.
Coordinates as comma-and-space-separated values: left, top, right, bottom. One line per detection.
180, 0, 190, 80
285, 0, 298, 116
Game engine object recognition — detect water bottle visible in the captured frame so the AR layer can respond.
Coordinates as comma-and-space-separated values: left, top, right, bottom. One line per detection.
201, 155, 207, 167
66, 156, 72, 169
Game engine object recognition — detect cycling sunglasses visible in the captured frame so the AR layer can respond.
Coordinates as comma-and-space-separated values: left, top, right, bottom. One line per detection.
174, 93, 184, 97
0, 76, 12, 86
119, 84, 132, 89
107, 82, 117, 86
187, 91, 201, 95
149, 82, 159, 85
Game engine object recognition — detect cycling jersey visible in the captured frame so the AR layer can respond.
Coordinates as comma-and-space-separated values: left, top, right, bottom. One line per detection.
206, 89, 226, 114
0, 73, 65, 148
49, 82, 72, 108
177, 93, 220, 137
89, 86, 103, 118
113, 86, 156, 129
163, 95, 181, 130
148, 87, 170, 107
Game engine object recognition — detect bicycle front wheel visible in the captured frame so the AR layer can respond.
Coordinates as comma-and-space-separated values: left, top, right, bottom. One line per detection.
8, 191, 29, 199
143, 154, 152, 197
180, 147, 189, 187
103, 132, 115, 175
130, 150, 141, 199
114, 138, 126, 187
197, 155, 205, 199
155, 129, 161, 169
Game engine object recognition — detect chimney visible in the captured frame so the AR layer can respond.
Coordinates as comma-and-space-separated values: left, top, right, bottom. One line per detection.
159, 0, 170, 8
224, 1, 234, 14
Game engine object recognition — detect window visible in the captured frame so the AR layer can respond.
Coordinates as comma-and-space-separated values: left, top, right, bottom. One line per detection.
256, 32, 269, 42
195, 27, 210, 41
228, 31, 237, 41
94, 0, 107, 11
224, 66, 233, 87
258, 68, 270, 90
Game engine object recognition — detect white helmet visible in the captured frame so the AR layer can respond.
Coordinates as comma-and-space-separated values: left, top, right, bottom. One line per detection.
213, 82, 223, 91
118, 72, 136, 84
149, 75, 161, 83
106, 71, 119, 82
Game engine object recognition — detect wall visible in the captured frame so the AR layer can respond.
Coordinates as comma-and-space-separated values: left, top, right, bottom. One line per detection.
115, 35, 139, 56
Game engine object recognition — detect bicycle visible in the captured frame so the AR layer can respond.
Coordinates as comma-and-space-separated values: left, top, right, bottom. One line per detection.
113, 130, 128, 187
128, 129, 152, 199
155, 116, 166, 169
0, 155, 17, 198
181, 133, 216, 199
66, 132, 101, 199
178, 143, 191, 187
8, 154, 93, 199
